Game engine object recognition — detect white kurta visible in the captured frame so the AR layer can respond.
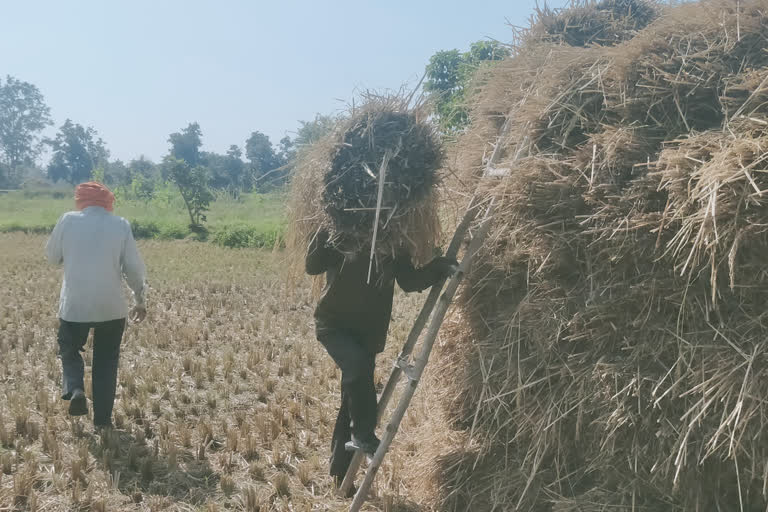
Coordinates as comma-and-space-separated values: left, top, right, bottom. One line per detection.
46, 206, 146, 323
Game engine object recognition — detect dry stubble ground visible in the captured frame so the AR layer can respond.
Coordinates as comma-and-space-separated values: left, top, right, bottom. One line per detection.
0, 233, 443, 512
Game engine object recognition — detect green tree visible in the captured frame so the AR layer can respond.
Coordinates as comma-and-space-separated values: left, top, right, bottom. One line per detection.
277, 136, 294, 165
224, 144, 247, 192
128, 156, 157, 179
202, 151, 229, 189
245, 131, 279, 178
201, 146, 248, 192
0, 76, 52, 185
165, 156, 213, 228
294, 114, 337, 147
168, 122, 203, 167
424, 41, 509, 132
129, 173, 155, 202
104, 159, 130, 186
45, 120, 110, 184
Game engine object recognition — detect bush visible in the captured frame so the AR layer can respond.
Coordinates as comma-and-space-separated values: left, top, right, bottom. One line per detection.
0, 223, 55, 234
21, 188, 71, 199
212, 224, 283, 249
129, 220, 161, 239
158, 224, 189, 240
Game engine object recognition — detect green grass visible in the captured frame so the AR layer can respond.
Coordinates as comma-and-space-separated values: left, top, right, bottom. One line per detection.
0, 190, 286, 249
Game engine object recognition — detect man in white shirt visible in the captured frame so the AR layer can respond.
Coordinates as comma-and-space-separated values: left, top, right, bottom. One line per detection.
46, 182, 147, 428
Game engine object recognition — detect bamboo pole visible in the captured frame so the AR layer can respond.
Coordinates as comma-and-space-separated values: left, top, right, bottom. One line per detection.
348, 200, 495, 512
367, 150, 392, 284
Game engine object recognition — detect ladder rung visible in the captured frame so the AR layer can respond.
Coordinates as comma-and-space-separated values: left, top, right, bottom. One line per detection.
394, 358, 419, 382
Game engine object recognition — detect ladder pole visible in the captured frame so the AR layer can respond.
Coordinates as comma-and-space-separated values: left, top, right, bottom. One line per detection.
376, 197, 478, 415
339, 198, 479, 496
348, 202, 495, 512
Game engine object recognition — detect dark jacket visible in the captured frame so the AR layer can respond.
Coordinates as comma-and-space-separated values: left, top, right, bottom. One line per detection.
306, 232, 453, 353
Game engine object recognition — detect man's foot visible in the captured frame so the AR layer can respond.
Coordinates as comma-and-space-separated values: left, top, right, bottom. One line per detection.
68, 389, 88, 417
345, 434, 380, 458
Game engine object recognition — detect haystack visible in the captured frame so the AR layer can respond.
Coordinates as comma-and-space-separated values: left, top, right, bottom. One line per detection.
287, 95, 443, 270
417, 1, 768, 510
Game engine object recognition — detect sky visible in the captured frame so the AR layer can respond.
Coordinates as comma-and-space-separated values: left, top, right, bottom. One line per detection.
0, 0, 557, 163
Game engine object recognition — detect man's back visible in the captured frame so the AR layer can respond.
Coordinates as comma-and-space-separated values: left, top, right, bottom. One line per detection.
46, 206, 145, 323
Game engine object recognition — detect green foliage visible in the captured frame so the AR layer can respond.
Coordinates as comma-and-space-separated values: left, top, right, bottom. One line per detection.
424, 40, 510, 132
128, 156, 157, 179
104, 159, 130, 186
204, 145, 250, 193
245, 131, 282, 188
129, 173, 155, 202
158, 223, 188, 240
0, 190, 286, 249
212, 224, 282, 249
128, 219, 161, 239
168, 122, 203, 167
0, 75, 53, 186
165, 156, 214, 227
91, 166, 106, 183
45, 119, 110, 185
293, 114, 337, 147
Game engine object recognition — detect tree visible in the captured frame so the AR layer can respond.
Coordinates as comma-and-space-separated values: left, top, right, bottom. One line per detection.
168, 122, 203, 167
128, 156, 157, 180
202, 151, 229, 189
245, 131, 279, 176
165, 156, 213, 228
224, 145, 247, 192
277, 136, 294, 159
46, 120, 110, 184
105, 159, 130, 186
424, 41, 509, 132
0, 76, 52, 185
294, 114, 337, 147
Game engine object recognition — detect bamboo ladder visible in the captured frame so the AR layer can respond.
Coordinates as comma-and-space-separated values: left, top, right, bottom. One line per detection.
340, 114, 512, 511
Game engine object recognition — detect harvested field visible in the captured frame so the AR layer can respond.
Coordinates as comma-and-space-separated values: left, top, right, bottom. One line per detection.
0, 233, 438, 511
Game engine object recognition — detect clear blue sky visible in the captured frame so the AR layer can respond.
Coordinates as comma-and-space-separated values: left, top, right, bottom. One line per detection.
0, 0, 556, 163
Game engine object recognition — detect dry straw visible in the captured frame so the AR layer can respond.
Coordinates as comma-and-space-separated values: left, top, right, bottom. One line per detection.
286, 93, 444, 283
415, 0, 768, 510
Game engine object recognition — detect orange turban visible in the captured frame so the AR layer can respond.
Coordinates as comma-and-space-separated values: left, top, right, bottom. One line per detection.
75, 182, 115, 212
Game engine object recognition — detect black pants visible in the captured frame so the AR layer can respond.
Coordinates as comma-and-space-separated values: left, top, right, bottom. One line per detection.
57, 318, 125, 426
317, 328, 378, 480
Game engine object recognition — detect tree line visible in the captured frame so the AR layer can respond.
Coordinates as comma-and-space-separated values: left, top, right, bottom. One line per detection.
0, 74, 337, 195
0, 39, 507, 203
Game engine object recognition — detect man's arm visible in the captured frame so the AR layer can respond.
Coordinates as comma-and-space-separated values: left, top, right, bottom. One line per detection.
121, 219, 147, 309
395, 250, 458, 293
306, 230, 341, 275
45, 214, 67, 265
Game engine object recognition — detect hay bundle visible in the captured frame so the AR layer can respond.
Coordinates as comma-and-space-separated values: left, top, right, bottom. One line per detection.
287, 95, 442, 268
526, 0, 659, 48
419, 1, 768, 510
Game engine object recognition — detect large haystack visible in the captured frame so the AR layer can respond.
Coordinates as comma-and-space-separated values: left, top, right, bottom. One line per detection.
287, 95, 443, 270
422, 1, 768, 510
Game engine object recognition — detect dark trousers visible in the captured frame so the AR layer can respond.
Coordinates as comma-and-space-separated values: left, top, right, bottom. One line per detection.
57, 318, 125, 425
317, 328, 378, 480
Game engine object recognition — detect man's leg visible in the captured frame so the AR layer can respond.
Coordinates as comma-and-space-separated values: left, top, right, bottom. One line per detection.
329, 388, 353, 484
91, 319, 125, 427
318, 330, 378, 455
345, 352, 377, 444
57, 320, 91, 415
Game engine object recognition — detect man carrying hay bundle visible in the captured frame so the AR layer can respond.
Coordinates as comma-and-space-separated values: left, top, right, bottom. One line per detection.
289, 97, 457, 489
46, 182, 147, 429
